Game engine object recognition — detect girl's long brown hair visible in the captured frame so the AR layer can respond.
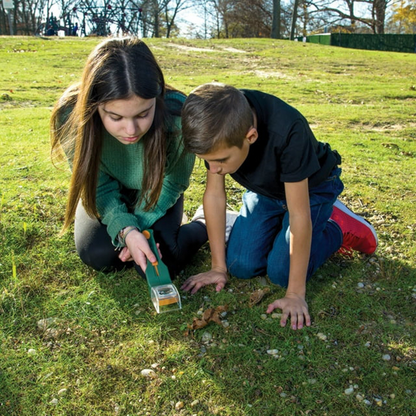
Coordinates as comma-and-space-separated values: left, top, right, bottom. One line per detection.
51, 37, 172, 232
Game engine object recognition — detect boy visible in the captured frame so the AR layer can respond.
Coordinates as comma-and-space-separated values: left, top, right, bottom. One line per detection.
181, 83, 377, 330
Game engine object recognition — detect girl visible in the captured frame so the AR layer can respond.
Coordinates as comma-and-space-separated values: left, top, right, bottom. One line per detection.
50, 37, 207, 276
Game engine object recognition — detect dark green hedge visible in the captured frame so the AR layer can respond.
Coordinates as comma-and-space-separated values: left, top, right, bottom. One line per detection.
302, 33, 416, 53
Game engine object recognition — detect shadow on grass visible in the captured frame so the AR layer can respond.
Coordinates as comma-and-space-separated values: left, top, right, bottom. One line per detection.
0, 371, 23, 416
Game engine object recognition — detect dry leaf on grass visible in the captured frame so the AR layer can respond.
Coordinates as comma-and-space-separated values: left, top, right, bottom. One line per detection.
249, 287, 270, 307
187, 305, 228, 332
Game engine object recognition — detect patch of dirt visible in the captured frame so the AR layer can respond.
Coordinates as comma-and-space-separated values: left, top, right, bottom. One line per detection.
166, 43, 246, 54
361, 123, 416, 131
220, 47, 246, 54
254, 70, 289, 79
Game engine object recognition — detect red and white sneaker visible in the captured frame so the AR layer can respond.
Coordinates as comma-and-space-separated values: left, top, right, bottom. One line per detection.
330, 200, 378, 256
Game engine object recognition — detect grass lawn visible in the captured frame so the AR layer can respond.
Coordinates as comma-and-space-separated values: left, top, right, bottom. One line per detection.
0, 36, 415, 415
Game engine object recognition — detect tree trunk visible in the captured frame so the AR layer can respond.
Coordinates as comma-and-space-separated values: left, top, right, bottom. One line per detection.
271, 0, 281, 39
290, 0, 300, 40
373, 0, 386, 34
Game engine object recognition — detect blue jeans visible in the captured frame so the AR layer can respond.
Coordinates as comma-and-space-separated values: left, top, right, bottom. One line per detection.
226, 168, 344, 287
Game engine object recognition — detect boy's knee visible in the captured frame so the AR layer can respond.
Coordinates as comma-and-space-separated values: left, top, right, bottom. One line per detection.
267, 263, 290, 288
227, 257, 261, 280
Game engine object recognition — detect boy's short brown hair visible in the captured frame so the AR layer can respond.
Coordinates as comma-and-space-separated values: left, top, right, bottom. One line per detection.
182, 83, 253, 154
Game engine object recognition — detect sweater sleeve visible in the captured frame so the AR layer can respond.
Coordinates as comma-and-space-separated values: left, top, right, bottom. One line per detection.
95, 168, 142, 247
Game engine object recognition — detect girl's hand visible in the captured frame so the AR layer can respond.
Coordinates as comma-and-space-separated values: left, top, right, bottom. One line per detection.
119, 241, 162, 264
120, 230, 157, 272
118, 246, 133, 262
266, 293, 311, 330
181, 267, 228, 294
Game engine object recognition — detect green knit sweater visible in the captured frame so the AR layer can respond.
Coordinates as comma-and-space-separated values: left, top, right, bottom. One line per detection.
63, 91, 195, 247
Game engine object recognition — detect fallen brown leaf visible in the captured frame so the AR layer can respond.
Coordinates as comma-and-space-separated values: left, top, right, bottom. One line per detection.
188, 305, 228, 330
249, 288, 270, 307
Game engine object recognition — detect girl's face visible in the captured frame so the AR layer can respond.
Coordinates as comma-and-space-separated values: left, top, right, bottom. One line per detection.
98, 95, 156, 145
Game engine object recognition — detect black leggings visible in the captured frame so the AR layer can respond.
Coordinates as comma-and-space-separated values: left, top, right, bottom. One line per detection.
74, 195, 207, 276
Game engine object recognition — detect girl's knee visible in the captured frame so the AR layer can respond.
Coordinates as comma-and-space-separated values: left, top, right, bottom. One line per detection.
77, 244, 121, 272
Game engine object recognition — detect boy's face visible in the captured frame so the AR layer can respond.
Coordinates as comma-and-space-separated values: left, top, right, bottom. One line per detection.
197, 128, 257, 175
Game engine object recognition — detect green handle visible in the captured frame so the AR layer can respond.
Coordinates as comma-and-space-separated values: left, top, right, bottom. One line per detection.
142, 229, 172, 293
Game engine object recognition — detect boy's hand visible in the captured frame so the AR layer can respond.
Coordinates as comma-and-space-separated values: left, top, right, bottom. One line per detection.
181, 268, 228, 294
266, 293, 311, 330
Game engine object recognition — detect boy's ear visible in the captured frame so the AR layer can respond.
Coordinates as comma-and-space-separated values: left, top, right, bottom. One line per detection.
246, 127, 258, 144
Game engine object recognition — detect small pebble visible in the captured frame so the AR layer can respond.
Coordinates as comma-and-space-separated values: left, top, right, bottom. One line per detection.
260, 314, 267, 320
357, 282, 364, 288
190, 400, 199, 407
363, 399, 372, 406
345, 387, 354, 395
49, 398, 58, 405
37, 318, 57, 331
140, 369, 157, 379
267, 349, 279, 355
316, 333, 327, 341
175, 401, 184, 410
27, 349, 36, 356
382, 354, 391, 361
57, 388, 67, 396
201, 332, 212, 343
356, 394, 364, 402
271, 313, 282, 319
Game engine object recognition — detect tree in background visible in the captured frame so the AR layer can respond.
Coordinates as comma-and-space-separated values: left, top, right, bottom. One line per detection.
389, 0, 416, 33
307, 0, 391, 34
191, 0, 291, 39
0, 0, 412, 37
1, 0, 49, 34
271, 0, 281, 38
0, 0, 186, 36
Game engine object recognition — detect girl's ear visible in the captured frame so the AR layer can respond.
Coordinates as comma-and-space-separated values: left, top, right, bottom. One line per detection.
246, 127, 258, 145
